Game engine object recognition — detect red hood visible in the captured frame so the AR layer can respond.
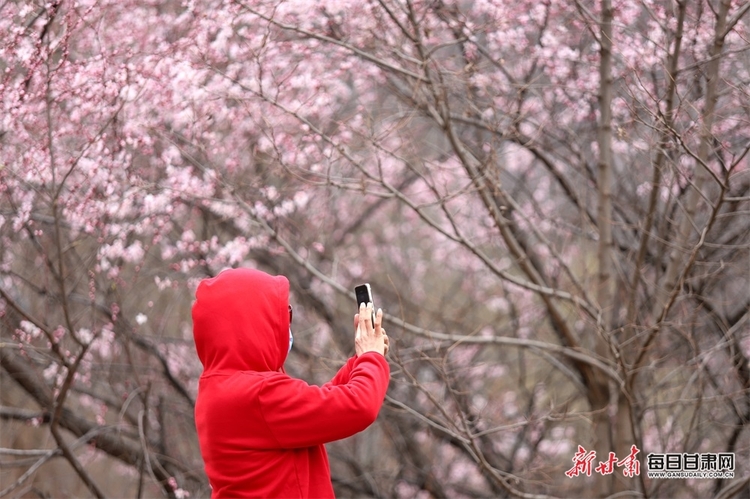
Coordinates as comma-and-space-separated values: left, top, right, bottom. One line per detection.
192, 268, 290, 375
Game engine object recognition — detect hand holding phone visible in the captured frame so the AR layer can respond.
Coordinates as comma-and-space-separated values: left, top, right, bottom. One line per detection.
353, 283, 388, 356
354, 283, 375, 322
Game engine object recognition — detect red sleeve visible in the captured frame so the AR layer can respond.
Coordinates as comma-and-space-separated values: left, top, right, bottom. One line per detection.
257, 352, 389, 448
323, 356, 358, 387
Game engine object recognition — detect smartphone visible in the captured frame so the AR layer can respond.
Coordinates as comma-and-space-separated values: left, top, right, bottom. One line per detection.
354, 283, 375, 322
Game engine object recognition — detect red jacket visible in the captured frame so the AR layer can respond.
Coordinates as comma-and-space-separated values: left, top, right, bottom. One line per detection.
192, 268, 390, 498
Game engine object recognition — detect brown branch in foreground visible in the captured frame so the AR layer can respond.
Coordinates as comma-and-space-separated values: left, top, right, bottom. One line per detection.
0, 338, 190, 497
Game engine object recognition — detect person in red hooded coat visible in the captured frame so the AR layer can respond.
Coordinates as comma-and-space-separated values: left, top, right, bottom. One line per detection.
192, 268, 390, 498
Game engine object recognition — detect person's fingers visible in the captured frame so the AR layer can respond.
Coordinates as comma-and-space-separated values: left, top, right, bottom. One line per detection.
358, 303, 367, 333
354, 314, 362, 342
362, 302, 374, 332
374, 308, 383, 334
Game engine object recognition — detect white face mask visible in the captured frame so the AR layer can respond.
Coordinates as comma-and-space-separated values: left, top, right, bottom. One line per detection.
288, 328, 294, 353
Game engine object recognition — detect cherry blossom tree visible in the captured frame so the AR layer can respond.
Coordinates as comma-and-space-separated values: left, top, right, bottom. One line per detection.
1, 0, 749, 497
